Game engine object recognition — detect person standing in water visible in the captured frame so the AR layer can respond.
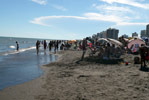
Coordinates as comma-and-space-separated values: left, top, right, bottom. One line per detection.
16, 41, 19, 51
36, 40, 40, 55
43, 40, 47, 54
56, 40, 59, 51
53, 41, 56, 53
48, 41, 52, 52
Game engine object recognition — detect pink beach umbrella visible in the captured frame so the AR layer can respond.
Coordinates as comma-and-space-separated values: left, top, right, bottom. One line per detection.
128, 39, 145, 49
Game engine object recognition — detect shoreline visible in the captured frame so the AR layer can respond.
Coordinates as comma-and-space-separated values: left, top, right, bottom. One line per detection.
0, 50, 80, 100
0, 51, 62, 100
0, 50, 149, 100
0, 48, 58, 91
0, 66, 49, 100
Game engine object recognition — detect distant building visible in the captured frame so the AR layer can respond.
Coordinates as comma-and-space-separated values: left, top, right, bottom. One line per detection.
132, 32, 138, 37
140, 30, 146, 38
92, 34, 97, 39
97, 33, 101, 38
97, 31, 107, 38
106, 28, 119, 40
88, 36, 92, 39
107, 28, 113, 39
146, 24, 149, 37
121, 34, 128, 38
96, 28, 119, 40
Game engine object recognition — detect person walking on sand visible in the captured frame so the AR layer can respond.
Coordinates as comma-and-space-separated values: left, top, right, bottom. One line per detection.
81, 38, 87, 60
139, 44, 147, 68
36, 40, 40, 55
16, 41, 19, 51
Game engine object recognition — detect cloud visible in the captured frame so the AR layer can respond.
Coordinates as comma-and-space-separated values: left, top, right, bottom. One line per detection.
100, 0, 149, 9
32, 0, 47, 5
84, 13, 125, 23
92, 3, 149, 26
52, 5, 67, 11
117, 22, 149, 26
30, 16, 87, 26
93, 4, 132, 13
30, 13, 148, 27
30, 13, 123, 26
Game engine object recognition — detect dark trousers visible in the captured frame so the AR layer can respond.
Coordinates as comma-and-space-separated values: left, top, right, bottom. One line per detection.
81, 50, 86, 60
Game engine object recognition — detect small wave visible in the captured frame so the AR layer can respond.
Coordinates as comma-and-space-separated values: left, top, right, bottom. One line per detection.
3, 46, 36, 56
9, 45, 16, 49
19, 46, 36, 52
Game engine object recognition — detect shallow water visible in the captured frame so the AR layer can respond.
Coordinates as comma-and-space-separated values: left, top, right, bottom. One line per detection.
0, 37, 57, 90
0, 49, 57, 90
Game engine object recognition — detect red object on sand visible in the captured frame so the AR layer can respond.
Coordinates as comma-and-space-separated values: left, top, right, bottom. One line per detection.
126, 62, 128, 65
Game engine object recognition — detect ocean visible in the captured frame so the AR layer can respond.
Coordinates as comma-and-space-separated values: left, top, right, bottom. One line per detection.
0, 37, 57, 90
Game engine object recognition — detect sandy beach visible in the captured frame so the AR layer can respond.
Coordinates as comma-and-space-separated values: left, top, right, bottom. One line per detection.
0, 50, 149, 100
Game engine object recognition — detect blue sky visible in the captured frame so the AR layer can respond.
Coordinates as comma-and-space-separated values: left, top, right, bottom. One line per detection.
0, 0, 149, 39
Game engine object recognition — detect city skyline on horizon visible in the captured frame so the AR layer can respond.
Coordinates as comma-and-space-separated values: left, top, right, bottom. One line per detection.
0, 0, 149, 40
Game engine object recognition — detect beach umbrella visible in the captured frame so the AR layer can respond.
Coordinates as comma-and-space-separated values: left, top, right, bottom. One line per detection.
123, 38, 129, 42
107, 38, 123, 46
128, 38, 146, 49
98, 38, 109, 43
97, 38, 109, 45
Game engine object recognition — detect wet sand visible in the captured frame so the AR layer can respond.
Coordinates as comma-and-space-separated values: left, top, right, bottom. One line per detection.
0, 50, 149, 100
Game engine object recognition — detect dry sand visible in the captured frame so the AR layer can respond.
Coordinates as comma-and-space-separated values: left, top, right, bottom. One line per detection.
0, 50, 149, 100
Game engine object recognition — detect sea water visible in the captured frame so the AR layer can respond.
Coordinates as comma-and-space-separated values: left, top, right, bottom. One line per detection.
0, 37, 57, 90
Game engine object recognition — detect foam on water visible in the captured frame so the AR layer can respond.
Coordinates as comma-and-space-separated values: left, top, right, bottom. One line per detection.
3, 46, 36, 56
9, 45, 15, 49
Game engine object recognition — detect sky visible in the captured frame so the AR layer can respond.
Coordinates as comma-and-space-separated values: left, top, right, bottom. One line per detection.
0, 0, 149, 40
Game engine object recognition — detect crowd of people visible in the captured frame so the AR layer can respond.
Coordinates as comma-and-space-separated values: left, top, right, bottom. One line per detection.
79, 38, 124, 60
35, 40, 72, 55
14, 38, 130, 60
15, 37, 146, 63
14, 37, 149, 70
34, 38, 124, 60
